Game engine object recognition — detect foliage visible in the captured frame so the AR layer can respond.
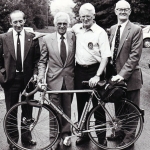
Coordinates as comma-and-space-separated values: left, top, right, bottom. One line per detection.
0, 0, 10, 33
74, 0, 150, 29
0, 0, 52, 32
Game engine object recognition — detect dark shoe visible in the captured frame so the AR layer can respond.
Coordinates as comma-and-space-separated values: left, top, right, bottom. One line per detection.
22, 139, 36, 146
119, 141, 134, 149
9, 144, 18, 150
76, 136, 90, 145
107, 132, 125, 141
98, 139, 107, 146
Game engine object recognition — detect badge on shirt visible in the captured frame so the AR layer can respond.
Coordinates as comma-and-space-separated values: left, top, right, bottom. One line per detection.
88, 42, 93, 50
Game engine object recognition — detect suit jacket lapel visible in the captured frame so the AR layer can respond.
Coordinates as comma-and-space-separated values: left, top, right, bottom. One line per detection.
4, 31, 16, 60
110, 25, 117, 46
117, 21, 131, 57
24, 31, 32, 61
51, 32, 63, 65
65, 32, 73, 65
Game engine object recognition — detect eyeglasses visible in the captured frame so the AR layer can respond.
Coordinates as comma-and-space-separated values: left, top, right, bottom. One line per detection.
116, 8, 130, 12
80, 15, 92, 20
57, 23, 67, 26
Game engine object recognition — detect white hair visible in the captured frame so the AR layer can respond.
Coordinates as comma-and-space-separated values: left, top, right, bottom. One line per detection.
79, 3, 95, 15
115, 0, 131, 9
53, 12, 71, 26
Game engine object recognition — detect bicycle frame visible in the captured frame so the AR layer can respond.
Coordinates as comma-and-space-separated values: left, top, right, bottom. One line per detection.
37, 89, 116, 137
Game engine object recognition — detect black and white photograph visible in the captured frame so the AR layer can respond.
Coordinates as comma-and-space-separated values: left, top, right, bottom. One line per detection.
0, 0, 150, 150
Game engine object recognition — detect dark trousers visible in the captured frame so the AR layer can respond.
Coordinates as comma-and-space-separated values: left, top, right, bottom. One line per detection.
115, 89, 140, 143
4, 72, 33, 143
106, 61, 141, 142
75, 63, 106, 140
49, 80, 72, 139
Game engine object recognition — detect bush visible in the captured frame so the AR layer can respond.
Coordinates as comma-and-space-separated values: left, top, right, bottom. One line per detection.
34, 16, 45, 29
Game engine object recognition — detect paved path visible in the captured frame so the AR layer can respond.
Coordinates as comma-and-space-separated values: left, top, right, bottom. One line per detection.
0, 48, 150, 150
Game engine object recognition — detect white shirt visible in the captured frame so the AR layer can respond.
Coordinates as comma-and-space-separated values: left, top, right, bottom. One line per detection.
57, 32, 68, 56
72, 23, 111, 65
111, 20, 129, 59
13, 29, 25, 72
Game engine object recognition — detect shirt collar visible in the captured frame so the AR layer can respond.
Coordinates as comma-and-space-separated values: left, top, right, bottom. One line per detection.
57, 32, 67, 40
13, 28, 25, 36
80, 22, 96, 32
118, 20, 128, 29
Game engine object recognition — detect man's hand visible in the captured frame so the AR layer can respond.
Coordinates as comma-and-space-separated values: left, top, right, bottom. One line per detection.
111, 75, 124, 82
89, 76, 100, 88
37, 76, 44, 84
32, 32, 47, 40
33, 74, 38, 82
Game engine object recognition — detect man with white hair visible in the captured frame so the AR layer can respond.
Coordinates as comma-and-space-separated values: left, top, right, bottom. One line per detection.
106, 0, 143, 147
38, 12, 76, 149
72, 3, 111, 146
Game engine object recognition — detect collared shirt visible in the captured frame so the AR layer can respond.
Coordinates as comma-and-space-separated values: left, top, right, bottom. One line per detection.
57, 32, 68, 56
13, 29, 25, 71
72, 23, 111, 65
111, 20, 129, 59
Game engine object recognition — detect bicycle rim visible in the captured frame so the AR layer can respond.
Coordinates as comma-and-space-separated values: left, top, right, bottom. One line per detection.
4, 101, 60, 150
86, 100, 143, 149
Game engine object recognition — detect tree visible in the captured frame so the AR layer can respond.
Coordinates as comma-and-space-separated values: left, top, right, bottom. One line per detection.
74, 0, 150, 29
0, 0, 10, 33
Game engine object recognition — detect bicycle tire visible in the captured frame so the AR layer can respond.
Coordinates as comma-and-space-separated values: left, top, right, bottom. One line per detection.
3, 100, 60, 150
86, 99, 143, 150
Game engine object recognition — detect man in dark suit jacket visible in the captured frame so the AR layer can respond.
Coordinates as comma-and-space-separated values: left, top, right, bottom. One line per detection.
106, 0, 143, 146
0, 10, 40, 150
38, 12, 76, 150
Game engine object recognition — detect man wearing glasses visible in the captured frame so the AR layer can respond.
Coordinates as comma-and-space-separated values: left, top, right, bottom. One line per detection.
38, 12, 76, 150
106, 0, 143, 147
72, 3, 111, 146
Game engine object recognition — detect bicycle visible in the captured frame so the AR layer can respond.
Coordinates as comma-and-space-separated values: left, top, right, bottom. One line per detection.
3, 78, 144, 150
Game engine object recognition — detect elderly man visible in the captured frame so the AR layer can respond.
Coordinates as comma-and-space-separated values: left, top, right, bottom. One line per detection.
0, 10, 40, 150
106, 0, 143, 147
38, 12, 76, 150
72, 3, 111, 145
33, 3, 111, 146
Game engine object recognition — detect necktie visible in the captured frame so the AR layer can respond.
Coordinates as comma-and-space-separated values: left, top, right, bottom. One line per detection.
60, 35, 66, 64
112, 25, 121, 70
16, 32, 22, 72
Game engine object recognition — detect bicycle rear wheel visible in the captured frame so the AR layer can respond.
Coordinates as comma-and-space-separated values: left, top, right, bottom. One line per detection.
86, 99, 143, 150
3, 100, 60, 150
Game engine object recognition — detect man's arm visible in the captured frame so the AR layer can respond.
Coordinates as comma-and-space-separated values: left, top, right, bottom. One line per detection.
89, 57, 108, 87
38, 37, 48, 83
32, 38, 41, 81
0, 35, 5, 74
112, 26, 143, 82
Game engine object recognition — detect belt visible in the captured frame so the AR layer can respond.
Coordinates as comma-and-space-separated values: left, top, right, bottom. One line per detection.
76, 63, 99, 69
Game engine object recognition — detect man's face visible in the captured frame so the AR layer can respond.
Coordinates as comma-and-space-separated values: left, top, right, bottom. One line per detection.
10, 12, 25, 33
80, 9, 94, 29
115, 2, 131, 22
56, 16, 68, 35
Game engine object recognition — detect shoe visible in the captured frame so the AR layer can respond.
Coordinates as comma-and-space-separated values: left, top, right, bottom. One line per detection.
63, 136, 71, 147
119, 141, 134, 148
22, 139, 36, 146
51, 139, 61, 150
9, 144, 18, 150
76, 136, 90, 145
98, 139, 107, 146
107, 131, 125, 141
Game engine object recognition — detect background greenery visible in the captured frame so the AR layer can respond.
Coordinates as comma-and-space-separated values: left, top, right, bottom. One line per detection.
0, 0, 150, 33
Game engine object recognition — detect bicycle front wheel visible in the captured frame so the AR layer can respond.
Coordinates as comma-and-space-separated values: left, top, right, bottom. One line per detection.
4, 100, 60, 150
86, 99, 143, 150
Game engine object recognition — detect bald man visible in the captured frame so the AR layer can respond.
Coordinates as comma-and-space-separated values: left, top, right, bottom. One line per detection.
106, 0, 143, 147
